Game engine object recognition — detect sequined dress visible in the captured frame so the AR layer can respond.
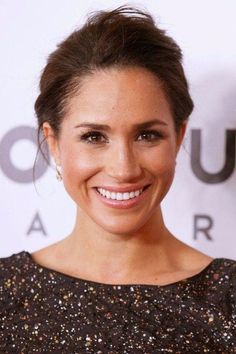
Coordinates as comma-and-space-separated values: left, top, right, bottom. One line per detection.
0, 251, 235, 353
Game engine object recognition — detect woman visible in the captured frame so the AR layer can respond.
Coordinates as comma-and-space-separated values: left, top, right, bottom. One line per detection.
0, 5, 235, 353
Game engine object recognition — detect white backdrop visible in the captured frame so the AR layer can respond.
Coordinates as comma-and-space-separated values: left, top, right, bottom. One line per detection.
0, 0, 235, 259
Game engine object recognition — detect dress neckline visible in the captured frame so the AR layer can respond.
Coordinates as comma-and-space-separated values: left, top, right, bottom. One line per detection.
24, 251, 218, 289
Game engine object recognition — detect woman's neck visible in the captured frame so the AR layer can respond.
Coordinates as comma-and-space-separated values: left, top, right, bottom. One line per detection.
57, 207, 181, 283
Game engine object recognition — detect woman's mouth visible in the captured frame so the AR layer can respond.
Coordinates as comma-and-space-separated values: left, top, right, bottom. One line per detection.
93, 185, 151, 209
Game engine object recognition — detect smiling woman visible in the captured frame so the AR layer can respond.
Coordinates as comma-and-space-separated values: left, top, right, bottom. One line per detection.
43, 66, 184, 229
0, 4, 236, 353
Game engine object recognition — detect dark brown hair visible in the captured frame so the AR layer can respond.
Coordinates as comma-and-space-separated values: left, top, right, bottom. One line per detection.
35, 4, 193, 153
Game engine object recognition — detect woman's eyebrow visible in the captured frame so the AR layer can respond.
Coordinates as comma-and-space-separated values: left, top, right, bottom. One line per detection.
74, 119, 168, 131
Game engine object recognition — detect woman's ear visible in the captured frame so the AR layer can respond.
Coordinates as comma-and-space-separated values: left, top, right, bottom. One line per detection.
42, 122, 61, 165
175, 121, 187, 155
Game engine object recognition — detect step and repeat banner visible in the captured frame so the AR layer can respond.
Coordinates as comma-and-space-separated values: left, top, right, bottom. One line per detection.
0, 1, 235, 259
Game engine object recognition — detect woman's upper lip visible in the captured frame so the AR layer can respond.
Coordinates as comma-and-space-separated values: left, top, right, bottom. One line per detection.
94, 184, 151, 193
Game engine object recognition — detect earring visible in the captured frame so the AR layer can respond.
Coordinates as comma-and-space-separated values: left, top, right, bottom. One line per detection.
55, 164, 62, 181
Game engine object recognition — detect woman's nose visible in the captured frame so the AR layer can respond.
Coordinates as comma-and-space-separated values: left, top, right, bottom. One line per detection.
105, 143, 142, 182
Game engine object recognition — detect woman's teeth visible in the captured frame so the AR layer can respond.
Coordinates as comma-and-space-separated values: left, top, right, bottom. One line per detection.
96, 188, 144, 200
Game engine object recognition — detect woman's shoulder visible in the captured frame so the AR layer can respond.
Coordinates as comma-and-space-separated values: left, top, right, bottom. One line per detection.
209, 257, 236, 315
214, 257, 236, 276
0, 249, 28, 265
0, 251, 31, 307
208, 257, 236, 284
0, 251, 30, 284
203, 257, 236, 305
215, 256, 236, 267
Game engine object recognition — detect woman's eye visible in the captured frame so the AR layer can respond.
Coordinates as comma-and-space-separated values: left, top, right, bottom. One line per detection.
79, 131, 107, 144
137, 130, 163, 142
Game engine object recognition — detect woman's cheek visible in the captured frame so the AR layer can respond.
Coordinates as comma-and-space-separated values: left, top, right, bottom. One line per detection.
61, 149, 100, 193
151, 151, 176, 191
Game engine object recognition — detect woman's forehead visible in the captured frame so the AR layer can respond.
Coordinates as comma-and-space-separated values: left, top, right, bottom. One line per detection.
65, 67, 172, 125
76, 66, 164, 96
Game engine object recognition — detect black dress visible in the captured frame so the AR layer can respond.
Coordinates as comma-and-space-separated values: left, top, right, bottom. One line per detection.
0, 251, 235, 353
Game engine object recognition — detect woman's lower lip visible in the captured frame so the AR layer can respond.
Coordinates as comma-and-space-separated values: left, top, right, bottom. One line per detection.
94, 186, 150, 209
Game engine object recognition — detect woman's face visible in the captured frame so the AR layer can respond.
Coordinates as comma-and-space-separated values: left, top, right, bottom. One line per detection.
44, 67, 186, 235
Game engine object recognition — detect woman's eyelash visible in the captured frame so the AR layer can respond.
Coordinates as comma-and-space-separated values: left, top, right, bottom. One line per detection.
79, 131, 106, 144
137, 130, 163, 141
78, 130, 164, 144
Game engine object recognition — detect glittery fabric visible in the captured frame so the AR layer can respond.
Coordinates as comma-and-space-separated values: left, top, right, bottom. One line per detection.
0, 251, 235, 353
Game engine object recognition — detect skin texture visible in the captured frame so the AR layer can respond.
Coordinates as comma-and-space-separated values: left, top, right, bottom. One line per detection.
33, 67, 213, 285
